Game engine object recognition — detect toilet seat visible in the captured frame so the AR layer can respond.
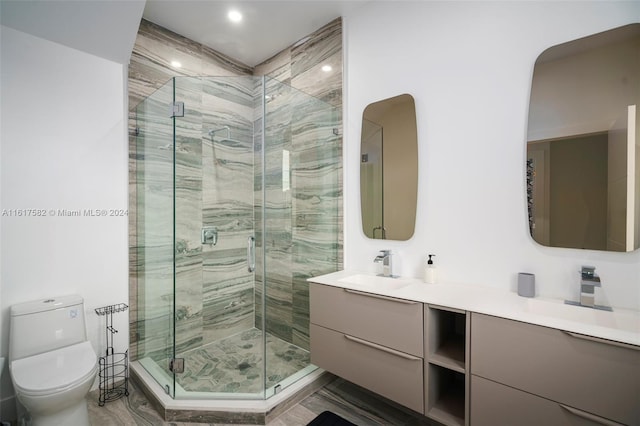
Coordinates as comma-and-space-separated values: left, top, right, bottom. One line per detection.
11, 341, 97, 397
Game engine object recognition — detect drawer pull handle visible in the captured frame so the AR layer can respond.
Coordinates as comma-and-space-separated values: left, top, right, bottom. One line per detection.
559, 404, 623, 426
344, 288, 418, 304
562, 331, 639, 351
343, 334, 421, 361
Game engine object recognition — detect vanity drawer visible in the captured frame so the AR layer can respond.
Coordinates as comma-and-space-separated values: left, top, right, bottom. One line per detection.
471, 313, 640, 425
310, 283, 423, 356
471, 375, 616, 426
310, 323, 424, 413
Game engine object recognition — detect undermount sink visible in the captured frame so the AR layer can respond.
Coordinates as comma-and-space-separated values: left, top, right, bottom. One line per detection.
524, 298, 640, 334
338, 273, 412, 291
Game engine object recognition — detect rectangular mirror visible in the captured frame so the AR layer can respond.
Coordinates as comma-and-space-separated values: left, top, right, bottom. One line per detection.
361, 94, 418, 240
527, 24, 640, 252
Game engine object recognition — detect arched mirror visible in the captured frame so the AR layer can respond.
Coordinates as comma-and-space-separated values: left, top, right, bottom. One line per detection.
361, 94, 418, 240
527, 24, 640, 252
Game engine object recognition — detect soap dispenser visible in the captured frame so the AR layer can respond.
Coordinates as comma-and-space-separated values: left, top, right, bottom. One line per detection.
424, 254, 437, 284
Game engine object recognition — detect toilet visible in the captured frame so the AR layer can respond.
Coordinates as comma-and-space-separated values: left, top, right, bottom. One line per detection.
9, 295, 98, 426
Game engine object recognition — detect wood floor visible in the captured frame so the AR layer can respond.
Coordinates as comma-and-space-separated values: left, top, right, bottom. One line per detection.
87, 376, 436, 426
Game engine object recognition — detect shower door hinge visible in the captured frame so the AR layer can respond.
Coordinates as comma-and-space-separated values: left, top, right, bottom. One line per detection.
169, 358, 185, 374
169, 101, 184, 118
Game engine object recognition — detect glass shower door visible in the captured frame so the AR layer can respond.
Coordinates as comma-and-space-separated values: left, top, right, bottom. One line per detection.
262, 77, 340, 397
135, 80, 177, 397
172, 76, 265, 398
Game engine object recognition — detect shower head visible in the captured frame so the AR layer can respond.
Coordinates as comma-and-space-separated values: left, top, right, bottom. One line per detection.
208, 126, 231, 140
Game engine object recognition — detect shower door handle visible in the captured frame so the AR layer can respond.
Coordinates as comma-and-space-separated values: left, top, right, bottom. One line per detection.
247, 236, 255, 273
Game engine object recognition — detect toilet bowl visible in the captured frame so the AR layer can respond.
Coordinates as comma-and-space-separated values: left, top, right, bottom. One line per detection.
11, 341, 98, 425
9, 295, 98, 426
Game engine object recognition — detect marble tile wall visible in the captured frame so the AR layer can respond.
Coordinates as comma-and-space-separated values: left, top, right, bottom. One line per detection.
255, 18, 343, 350
129, 17, 343, 366
129, 20, 253, 362
200, 76, 257, 344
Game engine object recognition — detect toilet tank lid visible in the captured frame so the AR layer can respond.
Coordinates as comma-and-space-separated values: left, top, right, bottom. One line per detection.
11, 295, 84, 316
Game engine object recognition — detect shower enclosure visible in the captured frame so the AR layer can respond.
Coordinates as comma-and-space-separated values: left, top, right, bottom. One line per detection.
133, 75, 340, 401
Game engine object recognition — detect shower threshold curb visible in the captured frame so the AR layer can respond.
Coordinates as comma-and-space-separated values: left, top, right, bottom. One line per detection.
130, 361, 333, 424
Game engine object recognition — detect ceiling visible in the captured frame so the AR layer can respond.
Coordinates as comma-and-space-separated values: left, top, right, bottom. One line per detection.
142, 0, 367, 67
0, 0, 146, 64
0, 0, 365, 67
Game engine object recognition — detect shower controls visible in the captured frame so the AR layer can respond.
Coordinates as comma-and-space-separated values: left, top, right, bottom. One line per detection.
247, 236, 255, 273
201, 227, 218, 246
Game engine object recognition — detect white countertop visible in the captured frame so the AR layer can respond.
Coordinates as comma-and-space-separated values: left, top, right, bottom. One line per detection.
309, 270, 640, 347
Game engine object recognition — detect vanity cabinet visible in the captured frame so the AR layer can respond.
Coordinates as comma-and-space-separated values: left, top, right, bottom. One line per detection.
309, 283, 424, 413
471, 375, 612, 426
470, 313, 640, 426
424, 306, 469, 426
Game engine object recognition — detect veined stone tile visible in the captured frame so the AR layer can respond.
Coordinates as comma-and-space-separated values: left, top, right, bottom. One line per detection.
201, 45, 253, 77
202, 254, 254, 341
291, 275, 311, 351
203, 295, 254, 343
291, 18, 342, 79
255, 48, 292, 84
128, 53, 174, 110
134, 20, 201, 77
291, 51, 342, 108
167, 329, 310, 394
202, 76, 256, 108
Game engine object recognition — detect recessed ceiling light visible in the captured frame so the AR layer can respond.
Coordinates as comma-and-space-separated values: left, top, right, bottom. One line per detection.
171, 60, 182, 68
321, 65, 332, 72
228, 10, 242, 23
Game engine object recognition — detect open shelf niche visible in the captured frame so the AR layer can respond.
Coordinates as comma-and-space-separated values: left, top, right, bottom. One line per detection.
425, 305, 469, 426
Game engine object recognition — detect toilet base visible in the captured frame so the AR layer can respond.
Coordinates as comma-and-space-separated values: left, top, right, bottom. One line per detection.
26, 399, 89, 426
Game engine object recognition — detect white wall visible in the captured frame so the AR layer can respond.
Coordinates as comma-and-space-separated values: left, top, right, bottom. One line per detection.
343, 2, 640, 310
0, 25, 129, 416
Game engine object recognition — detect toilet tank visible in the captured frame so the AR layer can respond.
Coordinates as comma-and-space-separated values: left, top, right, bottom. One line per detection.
9, 295, 88, 361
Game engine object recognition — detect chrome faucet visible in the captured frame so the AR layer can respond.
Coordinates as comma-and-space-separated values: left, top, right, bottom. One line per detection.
565, 266, 612, 311
579, 266, 600, 307
374, 250, 395, 277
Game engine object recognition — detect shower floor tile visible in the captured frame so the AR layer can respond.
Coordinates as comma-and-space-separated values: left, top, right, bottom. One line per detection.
174, 328, 310, 393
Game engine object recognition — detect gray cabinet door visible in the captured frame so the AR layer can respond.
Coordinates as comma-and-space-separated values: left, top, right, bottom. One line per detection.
470, 375, 619, 426
470, 313, 639, 425
310, 283, 423, 356
311, 323, 424, 413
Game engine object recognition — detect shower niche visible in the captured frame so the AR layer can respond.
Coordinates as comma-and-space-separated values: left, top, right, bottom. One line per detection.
133, 75, 341, 401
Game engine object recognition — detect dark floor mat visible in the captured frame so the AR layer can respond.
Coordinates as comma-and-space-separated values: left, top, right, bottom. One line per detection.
306, 411, 358, 426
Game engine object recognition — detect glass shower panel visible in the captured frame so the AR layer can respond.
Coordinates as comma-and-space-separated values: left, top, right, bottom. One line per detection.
135, 81, 177, 397
262, 77, 340, 396
171, 77, 206, 396
172, 76, 265, 397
